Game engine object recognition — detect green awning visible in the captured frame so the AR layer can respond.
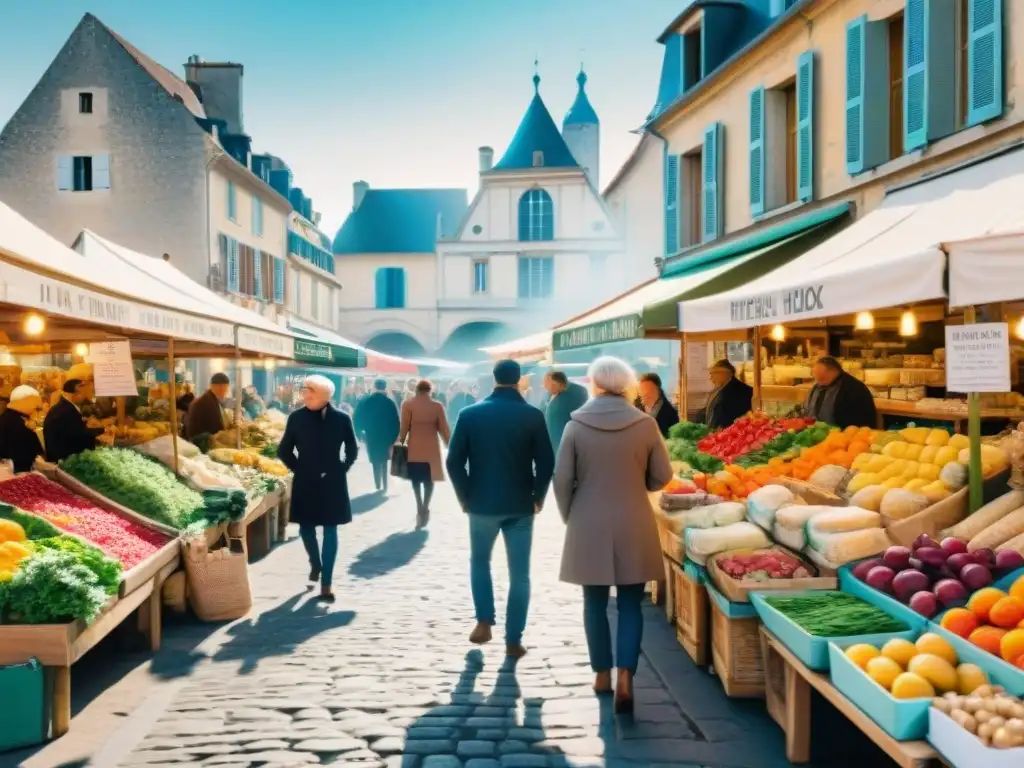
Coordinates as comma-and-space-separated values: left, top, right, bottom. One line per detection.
289, 324, 367, 368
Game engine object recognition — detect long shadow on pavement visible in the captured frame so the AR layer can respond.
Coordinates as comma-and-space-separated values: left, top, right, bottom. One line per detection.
351, 491, 388, 517
348, 529, 428, 580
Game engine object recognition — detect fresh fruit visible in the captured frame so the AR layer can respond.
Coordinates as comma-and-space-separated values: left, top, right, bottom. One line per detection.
908, 653, 958, 693
968, 625, 1008, 655
915, 633, 958, 665
866, 656, 904, 689
1000, 628, 1024, 663
940, 607, 980, 639
890, 672, 936, 699
881, 638, 918, 668
845, 643, 881, 670
989, 596, 1024, 629
955, 663, 989, 694
968, 587, 1007, 623
1010, 574, 1024, 602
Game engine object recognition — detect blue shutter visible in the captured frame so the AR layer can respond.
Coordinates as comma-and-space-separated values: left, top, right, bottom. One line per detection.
57, 156, 72, 190
904, 0, 928, 151
967, 0, 1003, 126
227, 238, 239, 293
845, 17, 866, 172
903, 0, 956, 151
392, 268, 406, 308
664, 154, 679, 255
273, 257, 285, 304
374, 269, 388, 308
796, 51, 815, 202
701, 122, 723, 243
845, 16, 889, 174
253, 249, 263, 299
749, 86, 765, 217
541, 257, 553, 298
92, 154, 111, 190
227, 181, 236, 220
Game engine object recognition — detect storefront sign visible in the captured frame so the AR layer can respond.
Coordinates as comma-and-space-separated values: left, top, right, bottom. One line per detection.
294, 339, 335, 364
728, 284, 824, 324
945, 323, 1011, 394
553, 314, 641, 351
236, 326, 295, 358
89, 340, 138, 397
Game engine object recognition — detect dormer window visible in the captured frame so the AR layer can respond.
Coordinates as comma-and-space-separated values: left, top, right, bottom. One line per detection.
79, 92, 93, 114
683, 28, 702, 91
532, 151, 544, 167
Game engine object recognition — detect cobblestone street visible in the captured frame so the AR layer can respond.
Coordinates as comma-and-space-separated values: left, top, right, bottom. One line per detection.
18, 461, 798, 768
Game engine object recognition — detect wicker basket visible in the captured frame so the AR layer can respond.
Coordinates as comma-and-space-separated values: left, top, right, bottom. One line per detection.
710, 597, 765, 698
182, 535, 252, 622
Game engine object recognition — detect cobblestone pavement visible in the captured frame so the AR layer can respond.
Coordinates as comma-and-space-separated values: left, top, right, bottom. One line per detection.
109, 461, 794, 768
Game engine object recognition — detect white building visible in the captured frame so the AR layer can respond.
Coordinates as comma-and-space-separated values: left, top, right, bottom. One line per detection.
333, 70, 622, 358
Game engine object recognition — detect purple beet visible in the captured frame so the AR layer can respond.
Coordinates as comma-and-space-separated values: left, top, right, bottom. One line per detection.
972, 548, 996, 567
941, 537, 969, 556
853, 558, 884, 582
995, 550, 1024, 572
913, 533, 940, 552
909, 590, 938, 618
947, 552, 974, 575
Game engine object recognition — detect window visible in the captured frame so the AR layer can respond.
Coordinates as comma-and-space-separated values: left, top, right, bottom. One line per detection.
287, 231, 335, 274
227, 181, 237, 221
273, 257, 286, 304
375, 268, 406, 309
532, 151, 544, 167
218, 234, 241, 293
78, 93, 93, 114
517, 256, 553, 300
517, 188, 554, 241
73, 156, 92, 191
252, 196, 263, 237
473, 260, 488, 294
57, 155, 110, 192
888, 12, 905, 161
683, 30, 702, 91
784, 84, 798, 205
681, 150, 703, 248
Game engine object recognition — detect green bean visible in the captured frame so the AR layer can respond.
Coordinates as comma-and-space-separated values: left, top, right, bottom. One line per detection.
765, 592, 908, 637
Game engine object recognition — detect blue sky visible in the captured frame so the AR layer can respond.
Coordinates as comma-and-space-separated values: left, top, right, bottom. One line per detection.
0, 1, 678, 235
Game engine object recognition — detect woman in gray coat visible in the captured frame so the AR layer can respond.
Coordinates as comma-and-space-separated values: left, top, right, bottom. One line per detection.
553, 356, 673, 715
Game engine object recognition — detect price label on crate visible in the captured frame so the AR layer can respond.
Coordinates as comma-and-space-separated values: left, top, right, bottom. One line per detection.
945, 322, 1011, 394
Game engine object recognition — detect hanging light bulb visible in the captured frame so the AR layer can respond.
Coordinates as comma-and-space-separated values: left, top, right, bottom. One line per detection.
770, 324, 786, 342
1016, 316, 1024, 341
264, 359, 277, 371
899, 309, 918, 337
23, 314, 45, 336
74, 343, 88, 357
855, 311, 875, 331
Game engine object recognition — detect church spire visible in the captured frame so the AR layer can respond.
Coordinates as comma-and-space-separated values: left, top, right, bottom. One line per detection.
563, 64, 599, 127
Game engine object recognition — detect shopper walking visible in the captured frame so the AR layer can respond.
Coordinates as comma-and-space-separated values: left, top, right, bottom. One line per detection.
543, 370, 588, 450
399, 380, 450, 529
553, 356, 673, 713
446, 359, 554, 658
354, 378, 401, 493
277, 374, 358, 603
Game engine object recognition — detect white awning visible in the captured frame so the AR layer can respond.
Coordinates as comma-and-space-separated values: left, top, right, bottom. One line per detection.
678, 148, 1024, 333
946, 230, 1024, 308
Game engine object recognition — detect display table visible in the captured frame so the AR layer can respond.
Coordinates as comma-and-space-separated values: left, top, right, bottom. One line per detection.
228, 488, 282, 562
759, 628, 941, 767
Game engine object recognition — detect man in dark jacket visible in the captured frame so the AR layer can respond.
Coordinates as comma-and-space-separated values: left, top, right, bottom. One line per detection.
636, 372, 680, 438
543, 371, 588, 450
353, 378, 401, 493
0, 386, 44, 472
44, 379, 103, 463
806, 356, 877, 429
700, 360, 754, 429
446, 359, 555, 658
184, 373, 230, 440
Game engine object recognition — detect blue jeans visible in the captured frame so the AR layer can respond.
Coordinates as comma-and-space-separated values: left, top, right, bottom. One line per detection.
468, 514, 533, 645
299, 525, 338, 588
583, 584, 646, 674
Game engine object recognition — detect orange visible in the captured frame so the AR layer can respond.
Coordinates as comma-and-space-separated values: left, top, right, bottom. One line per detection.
1015, 655, 1024, 671
968, 625, 1008, 656
1010, 574, 1024, 602
999, 629, 1024, 663
989, 597, 1024, 629
940, 608, 980, 639
967, 587, 1007, 623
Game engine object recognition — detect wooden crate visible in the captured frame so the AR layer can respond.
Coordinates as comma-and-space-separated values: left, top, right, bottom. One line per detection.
710, 595, 765, 698
671, 562, 708, 666
227, 489, 281, 562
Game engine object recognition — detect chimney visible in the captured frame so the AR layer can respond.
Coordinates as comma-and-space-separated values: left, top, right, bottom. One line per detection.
183, 57, 245, 135
353, 180, 369, 211
478, 146, 494, 173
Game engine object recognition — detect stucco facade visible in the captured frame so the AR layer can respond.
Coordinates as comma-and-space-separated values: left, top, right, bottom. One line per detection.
603, 132, 666, 281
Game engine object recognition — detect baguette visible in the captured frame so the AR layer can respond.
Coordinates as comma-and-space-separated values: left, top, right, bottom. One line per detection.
942, 490, 1024, 541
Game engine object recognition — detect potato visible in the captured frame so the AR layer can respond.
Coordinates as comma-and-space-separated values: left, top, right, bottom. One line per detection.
978, 722, 996, 743
933, 698, 951, 713
952, 710, 978, 733
992, 727, 1023, 749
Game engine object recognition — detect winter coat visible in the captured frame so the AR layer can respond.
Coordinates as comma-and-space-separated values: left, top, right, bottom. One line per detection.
277, 403, 358, 527
0, 409, 43, 472
544, 381, 589, 450
446, 387, 554, 518
399, 394, 450, 482
805, 371, 878, 429
184, 390, 226, 439
637, 390, 681, 438
43, 397, 101, 464
701, 376, 754, 430
354, 392, 401, 462
554, 395, 673, 586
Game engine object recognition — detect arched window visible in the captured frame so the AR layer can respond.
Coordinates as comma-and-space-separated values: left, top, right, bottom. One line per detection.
517, 188, 554, 242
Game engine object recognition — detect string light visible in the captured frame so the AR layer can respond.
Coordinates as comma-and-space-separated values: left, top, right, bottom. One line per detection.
899, 310, 918, 337
23, 314, 45, 336
855, 311, 875, 331
770, 324, 786, 342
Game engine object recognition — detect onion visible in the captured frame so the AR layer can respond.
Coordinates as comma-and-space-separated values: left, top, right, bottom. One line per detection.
883, 546, 913, 571
853, 558, 883, 582
934, 578, 969, 608
947, 552, 975, 575
916, 547, 950, 567
913, 533, 940, 551
972, 548, 996, 567
995, 550, 1024, 572
892, 569, 930, 602
941, 537, 969, 556
866, 565, 896, 594
960, 563, 994, 591
910, 590, 938, 617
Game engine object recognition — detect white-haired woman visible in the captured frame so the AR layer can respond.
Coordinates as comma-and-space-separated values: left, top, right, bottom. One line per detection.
277, 374, 358, 602
553, 356, 673, 714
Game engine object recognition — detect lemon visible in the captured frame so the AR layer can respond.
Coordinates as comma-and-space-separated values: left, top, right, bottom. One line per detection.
866, 656, 903, 691
890, 672, 936, 699
844, 643, 880, 670
956, 663, 989, 695
880, 638, 917, 668
908, 653, 958, 693
915, 632, 958, 665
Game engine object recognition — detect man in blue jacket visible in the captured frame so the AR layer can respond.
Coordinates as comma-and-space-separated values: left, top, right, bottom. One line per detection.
543, 370, 588, 450
446, 359, 555, 658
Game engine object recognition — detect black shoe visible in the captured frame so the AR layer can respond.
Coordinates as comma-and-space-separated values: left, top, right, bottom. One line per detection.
315, 592, 336, 604
309, 567, 321, 583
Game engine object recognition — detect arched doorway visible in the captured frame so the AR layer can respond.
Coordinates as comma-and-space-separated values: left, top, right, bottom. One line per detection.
438, 322, 513, 361
365, 332, 426, 359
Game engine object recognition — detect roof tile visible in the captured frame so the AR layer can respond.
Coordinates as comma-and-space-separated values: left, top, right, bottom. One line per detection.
332, 189, 468, 255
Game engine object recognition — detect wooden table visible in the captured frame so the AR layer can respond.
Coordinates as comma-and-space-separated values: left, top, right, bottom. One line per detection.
759, 628, 941, 767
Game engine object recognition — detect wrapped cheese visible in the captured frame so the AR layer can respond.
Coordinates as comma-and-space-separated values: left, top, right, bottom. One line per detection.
664, 502, 746, 533
773, 505, 837, 551
805, 527, 892, 569
684, 522, 771, 566
746, 485, 796, 531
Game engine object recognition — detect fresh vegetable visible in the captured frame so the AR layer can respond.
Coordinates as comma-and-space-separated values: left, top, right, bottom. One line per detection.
764, 591, 907, 636
931, 686, 1024, 749
0, 548, 110, 624
969, 507, 1024, 553
667, 421, 711, 443
943, 491, 1024, 542
30, 537, 121, 595
697, 413, 817, 464
714, 549, 811, 581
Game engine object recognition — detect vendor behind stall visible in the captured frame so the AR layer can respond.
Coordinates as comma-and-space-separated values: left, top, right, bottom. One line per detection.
805, 356, 877, 429
44, 375, 103, 463
699, 360, 753, 429
636, 372, 680, 438
0, 385, 44, 472
185, 373, 230, 439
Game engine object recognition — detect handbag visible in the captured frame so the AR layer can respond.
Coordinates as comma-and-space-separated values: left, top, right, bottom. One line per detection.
391, 443, 409, 479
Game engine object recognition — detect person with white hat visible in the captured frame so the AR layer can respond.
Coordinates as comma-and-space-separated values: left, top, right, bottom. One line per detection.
0, 385, 44, 472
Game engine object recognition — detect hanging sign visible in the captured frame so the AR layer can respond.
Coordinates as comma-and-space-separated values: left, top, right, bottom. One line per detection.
945, 323, 1011, 394
554, 314, 641, 352
236, 326, 295, 358
89, 340, 138, 397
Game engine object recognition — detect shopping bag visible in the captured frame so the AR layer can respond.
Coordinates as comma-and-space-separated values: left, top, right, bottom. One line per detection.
182, 534, 252, 622
391, 444, 409, 479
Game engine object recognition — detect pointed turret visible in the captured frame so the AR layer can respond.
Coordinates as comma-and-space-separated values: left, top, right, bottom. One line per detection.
563, 69, 599, 127
492, 71, 579, 172
562, 67, 600, 186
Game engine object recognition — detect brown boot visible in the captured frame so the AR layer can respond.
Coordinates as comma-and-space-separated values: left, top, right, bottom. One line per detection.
469, 622, 492, 644
593, 671, 613, 694
615, 669, 634, 715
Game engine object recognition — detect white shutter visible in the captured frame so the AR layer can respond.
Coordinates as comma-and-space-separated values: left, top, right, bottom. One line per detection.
92, 154, 111, 189
57, 156, 73, 190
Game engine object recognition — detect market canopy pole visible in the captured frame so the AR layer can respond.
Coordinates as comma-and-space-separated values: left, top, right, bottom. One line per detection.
961, 306, 984, 513
168, 338, 180, 476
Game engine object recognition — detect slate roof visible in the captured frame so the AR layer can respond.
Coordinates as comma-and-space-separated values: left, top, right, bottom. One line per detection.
332, 189, 469, 255
492, 75, 579, 172
563, 71, 599, 126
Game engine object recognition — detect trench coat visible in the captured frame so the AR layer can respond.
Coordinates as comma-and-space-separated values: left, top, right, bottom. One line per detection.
399, 394, 450, 482
277, 403, 358, 527
554, 395, 673, 586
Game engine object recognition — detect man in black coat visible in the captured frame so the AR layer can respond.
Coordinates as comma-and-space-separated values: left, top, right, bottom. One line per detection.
700, 360, 754, 429
353, 378, 401, 493
636, 372, 680, 438
805, 356, 877, 429
43, 379, 103, 463
277, 375, 358, 603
